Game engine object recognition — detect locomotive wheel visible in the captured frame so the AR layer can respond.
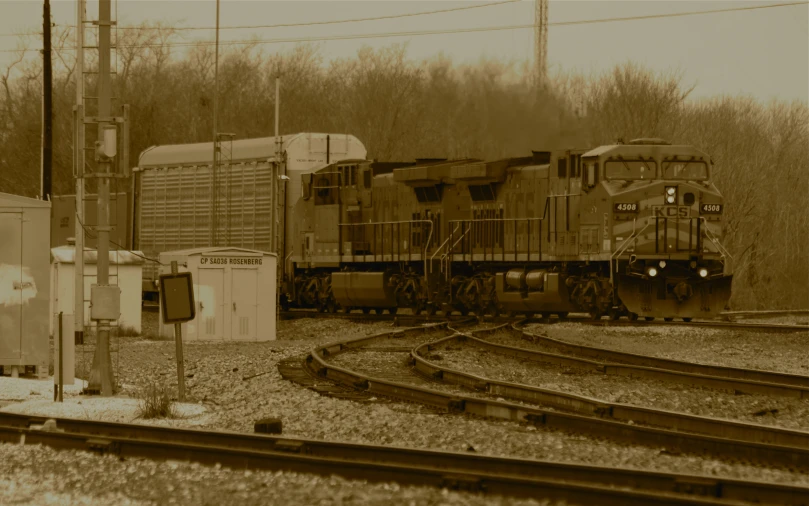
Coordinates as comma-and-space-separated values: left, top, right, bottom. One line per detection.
506, 311, 517, 319
628, 313, 639, 321
682, 317, 692, 322
362, 308, 371, 315
317, 302, 327, 313
389, 307, 398, 315
589, 311, 603, 321
342, 306, 352, 314
664, 317, 674, 322
645, 316, 655, 321
374, 308, 383, 315
327, 300, 337, 313
557, 312, 568, 319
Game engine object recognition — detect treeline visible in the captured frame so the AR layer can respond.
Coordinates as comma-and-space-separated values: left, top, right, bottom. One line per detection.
0, 24, 806, 309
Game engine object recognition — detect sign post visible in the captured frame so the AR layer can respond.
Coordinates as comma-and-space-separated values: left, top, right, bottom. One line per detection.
159, 261, 196, 402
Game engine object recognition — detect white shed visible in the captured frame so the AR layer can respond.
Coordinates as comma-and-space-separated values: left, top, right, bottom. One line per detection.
157, 247, 276, 341
49, 246, 144, 335
0, 193, 50, 378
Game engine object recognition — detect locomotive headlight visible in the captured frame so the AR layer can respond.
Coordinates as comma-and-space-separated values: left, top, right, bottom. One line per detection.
646, 266, 658, 277
698, 268, 709, 278
665, 186, 677, 204
659, 260, 666, 269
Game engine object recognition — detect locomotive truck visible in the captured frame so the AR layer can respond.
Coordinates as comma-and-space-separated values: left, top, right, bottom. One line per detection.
287, 138, 733, 321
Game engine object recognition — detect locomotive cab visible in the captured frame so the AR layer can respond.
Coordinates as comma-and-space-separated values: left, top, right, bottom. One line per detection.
578, 139, 733, 319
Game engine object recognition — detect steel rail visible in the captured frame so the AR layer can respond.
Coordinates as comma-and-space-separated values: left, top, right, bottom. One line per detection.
1, 415, 803, 505
580, 319, 809, 332
411, 332, 809, 449
512, 324, 809, 389
278, 310, 809, 333
307, 330, 809, 469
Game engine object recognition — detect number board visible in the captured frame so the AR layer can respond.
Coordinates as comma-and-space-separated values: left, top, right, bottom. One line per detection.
701, 203, 723, 214
613, 203, 638, 213
159, 272, 196, 324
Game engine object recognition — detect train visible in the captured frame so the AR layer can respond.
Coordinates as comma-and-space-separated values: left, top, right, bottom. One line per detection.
287, 138, 733, 321
51, 134, 733, 320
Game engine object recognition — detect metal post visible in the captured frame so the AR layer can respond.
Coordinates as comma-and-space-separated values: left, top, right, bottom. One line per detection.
58, 312, 63, 402
88, 0, 114, 396
74, 0, 85, 346
42, 0, 52, 201
171, 261, 186, 401
273, 75, 280, 255
211, 0, 221, 246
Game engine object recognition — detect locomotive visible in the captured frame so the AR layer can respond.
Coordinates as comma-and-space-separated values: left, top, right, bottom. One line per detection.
286, 138, 733, 321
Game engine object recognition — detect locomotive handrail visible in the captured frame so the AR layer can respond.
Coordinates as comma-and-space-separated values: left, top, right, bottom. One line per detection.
338, 219, 434, 278
609, 220, 655, 299
447, 217, 546, 261
698, 216, 733, 261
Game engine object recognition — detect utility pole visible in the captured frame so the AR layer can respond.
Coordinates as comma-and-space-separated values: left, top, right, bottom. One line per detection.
74, 0, 85, 346
211, 0, 221, 246
534, 0, 549, 90
87, 0, 116, 396
41, 0, 52, 201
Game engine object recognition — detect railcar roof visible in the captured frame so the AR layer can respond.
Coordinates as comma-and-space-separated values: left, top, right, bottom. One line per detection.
583, 144, 711, 160
138, 133, 363, 168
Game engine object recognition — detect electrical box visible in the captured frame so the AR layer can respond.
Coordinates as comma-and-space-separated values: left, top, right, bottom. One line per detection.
90, 284, 121, 321
157, 247, 276, 341
159, 272, 196, 324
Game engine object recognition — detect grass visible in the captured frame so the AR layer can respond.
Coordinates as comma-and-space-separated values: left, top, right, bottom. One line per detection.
136, 381, 179, 419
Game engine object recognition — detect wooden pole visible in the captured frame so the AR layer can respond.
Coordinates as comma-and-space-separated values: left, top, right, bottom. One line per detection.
171, 261, 186, 401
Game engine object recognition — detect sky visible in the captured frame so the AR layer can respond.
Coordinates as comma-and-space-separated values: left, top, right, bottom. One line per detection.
1, 0, 807, 103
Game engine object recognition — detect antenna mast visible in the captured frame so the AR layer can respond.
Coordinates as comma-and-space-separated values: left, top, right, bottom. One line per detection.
534, 0, 549, 89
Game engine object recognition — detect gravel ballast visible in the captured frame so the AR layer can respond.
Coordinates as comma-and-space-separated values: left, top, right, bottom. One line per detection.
522, 323, 809, 375
5, 314, 806, 504
426, 337, 809, 430
0, 443, 558, 506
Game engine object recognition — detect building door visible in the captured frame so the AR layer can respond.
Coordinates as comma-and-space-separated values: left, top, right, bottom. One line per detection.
231, 268, 257, 340
197, 268, 224, 339
0, 213, 23, 360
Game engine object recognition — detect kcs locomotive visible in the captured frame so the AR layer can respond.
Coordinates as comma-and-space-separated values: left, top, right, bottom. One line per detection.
287, 138, 733, 320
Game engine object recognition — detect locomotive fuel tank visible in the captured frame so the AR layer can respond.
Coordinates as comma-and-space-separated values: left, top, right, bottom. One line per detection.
496, 270, 574, 313
331, 271, 397, 308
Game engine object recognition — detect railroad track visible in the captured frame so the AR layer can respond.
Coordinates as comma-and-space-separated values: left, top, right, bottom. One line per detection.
297, 323, 808, 470
513, 323, 809, 389
1, 412, 807, 505
413, 324, 809, 444
280, 310, 809, 333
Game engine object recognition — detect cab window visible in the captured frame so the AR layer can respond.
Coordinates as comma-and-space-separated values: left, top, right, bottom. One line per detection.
662, 160, 708, 180
604, 159, 657, 180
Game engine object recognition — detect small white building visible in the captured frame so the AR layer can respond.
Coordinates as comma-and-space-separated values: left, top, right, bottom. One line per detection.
157, 247, 276, 341
1, 193, 50, 378
50, 246, 144, 335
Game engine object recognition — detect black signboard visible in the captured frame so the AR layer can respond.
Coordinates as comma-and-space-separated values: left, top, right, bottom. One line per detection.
159, 272, 196, 324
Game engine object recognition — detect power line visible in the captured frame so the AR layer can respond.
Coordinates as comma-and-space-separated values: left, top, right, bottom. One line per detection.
2, 1, 806, 54
52, 0, 521, 32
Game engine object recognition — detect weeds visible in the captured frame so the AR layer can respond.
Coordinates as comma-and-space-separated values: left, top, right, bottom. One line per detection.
117, 325, 140, 337
136, 381, 178, 419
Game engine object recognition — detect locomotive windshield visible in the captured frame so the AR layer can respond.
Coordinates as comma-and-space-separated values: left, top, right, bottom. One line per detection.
604, 159, 657, 180
662, 160, 709, 180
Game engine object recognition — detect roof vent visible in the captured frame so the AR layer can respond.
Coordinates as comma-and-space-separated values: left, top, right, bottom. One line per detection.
628, 138, 671, 145
531, 151, 551, 165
